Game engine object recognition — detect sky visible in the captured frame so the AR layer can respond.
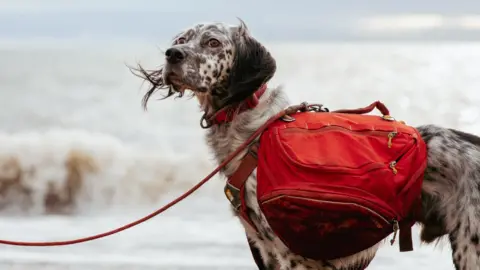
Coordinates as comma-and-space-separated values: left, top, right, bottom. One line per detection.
1, 0, 480, 41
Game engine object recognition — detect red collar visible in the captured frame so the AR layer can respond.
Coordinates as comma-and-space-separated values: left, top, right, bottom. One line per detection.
212, 84, 267, 125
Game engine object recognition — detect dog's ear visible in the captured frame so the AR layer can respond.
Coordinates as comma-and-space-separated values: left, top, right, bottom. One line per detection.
220, 19, 276, 108
236, 17, 249, 37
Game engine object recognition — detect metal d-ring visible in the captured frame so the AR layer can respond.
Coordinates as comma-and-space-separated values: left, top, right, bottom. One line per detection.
308, 104, 330, 113
200, 114, 213, 129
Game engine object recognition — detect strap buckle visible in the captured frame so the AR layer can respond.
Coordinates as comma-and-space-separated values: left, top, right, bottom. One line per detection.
224, 183, 241, 211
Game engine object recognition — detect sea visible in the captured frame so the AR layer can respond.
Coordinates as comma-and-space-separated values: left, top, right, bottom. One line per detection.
1, 39, 479, 269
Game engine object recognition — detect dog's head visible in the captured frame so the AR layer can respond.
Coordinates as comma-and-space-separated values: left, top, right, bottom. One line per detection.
133, 20, 276, 116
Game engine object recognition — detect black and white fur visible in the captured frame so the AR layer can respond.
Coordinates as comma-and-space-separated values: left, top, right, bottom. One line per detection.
132, 20, 480, 270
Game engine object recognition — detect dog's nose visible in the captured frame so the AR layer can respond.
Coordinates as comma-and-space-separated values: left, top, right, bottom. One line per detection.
165, 47, 185, 64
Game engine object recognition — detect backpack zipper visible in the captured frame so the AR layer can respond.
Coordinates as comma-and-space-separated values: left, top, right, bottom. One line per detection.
283, 126, 399, 151
282, 126, 402, 174
388, 137, 416, 175
387, 132, 397, 148
390, 219, 400, 245
389, 161, 398, 175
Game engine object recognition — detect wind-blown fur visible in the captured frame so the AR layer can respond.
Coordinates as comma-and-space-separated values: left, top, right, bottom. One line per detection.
133, 20, 480, 270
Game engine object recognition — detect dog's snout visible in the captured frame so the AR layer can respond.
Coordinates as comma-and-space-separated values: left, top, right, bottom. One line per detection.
165, 47, 186, 64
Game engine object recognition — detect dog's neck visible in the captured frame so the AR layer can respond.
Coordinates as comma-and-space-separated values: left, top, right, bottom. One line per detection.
205, 86, 290, 177
210, 84, 267, 126
196, 85, 268, 128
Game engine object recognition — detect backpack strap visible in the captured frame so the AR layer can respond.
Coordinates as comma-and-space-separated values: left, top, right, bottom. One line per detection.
399, 195, 423, 252
399, 221, 413, 252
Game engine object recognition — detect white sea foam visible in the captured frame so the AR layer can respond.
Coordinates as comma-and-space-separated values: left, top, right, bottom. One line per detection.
0, 128, 220, 215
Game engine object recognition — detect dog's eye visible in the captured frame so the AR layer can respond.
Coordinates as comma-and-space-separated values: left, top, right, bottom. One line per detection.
208, 38, 220, 48
176, 38, 187, 44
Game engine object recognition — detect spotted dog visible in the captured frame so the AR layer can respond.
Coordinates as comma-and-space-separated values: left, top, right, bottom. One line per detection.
132, 20, 480, 270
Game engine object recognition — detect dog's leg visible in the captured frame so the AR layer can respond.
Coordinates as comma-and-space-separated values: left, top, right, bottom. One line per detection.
273, 252, 351, 270
241, 173, 282, 269
445, 181, 480, 270
446, 205, 480, 270
248, 236, 270, 269
448, 225, 480, 270
273, 252, 318, 270
418, 174, 478, 269
246, 232, 280, 270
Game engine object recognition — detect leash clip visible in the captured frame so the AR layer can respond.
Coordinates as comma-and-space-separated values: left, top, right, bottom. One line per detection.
298, 102, 309, 112
200, 114, 214, 129
308, 104, 329, 113
297, 102, 330, 113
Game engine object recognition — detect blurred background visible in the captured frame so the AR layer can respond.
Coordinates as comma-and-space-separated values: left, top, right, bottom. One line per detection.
0, 0, 479, 269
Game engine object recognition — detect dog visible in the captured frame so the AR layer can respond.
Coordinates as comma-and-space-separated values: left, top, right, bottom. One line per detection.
132, 20, 480, 270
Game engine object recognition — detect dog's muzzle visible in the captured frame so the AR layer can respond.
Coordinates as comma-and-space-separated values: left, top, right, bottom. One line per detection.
165, 47, 186, 65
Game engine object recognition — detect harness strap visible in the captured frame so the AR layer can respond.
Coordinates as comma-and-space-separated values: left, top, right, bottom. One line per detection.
399, 195, 423, 252
226, 145, 269, 269
224, 143, 259, 229
399, 222, 413, 252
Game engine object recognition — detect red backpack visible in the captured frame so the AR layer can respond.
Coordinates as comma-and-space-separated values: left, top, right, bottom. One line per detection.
225, 101, 427, 261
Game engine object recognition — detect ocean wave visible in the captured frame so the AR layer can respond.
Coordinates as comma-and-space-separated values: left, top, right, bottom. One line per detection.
0, 128, 219, 215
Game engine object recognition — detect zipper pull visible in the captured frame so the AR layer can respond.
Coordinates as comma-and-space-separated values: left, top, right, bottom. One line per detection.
390, 219, 399, 245
387, 132, 397, 148
389, 161, 398, 175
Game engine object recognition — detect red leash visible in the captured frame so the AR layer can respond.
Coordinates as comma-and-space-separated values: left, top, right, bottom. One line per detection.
0, 102, 317, 247
0, 100, 389, 247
